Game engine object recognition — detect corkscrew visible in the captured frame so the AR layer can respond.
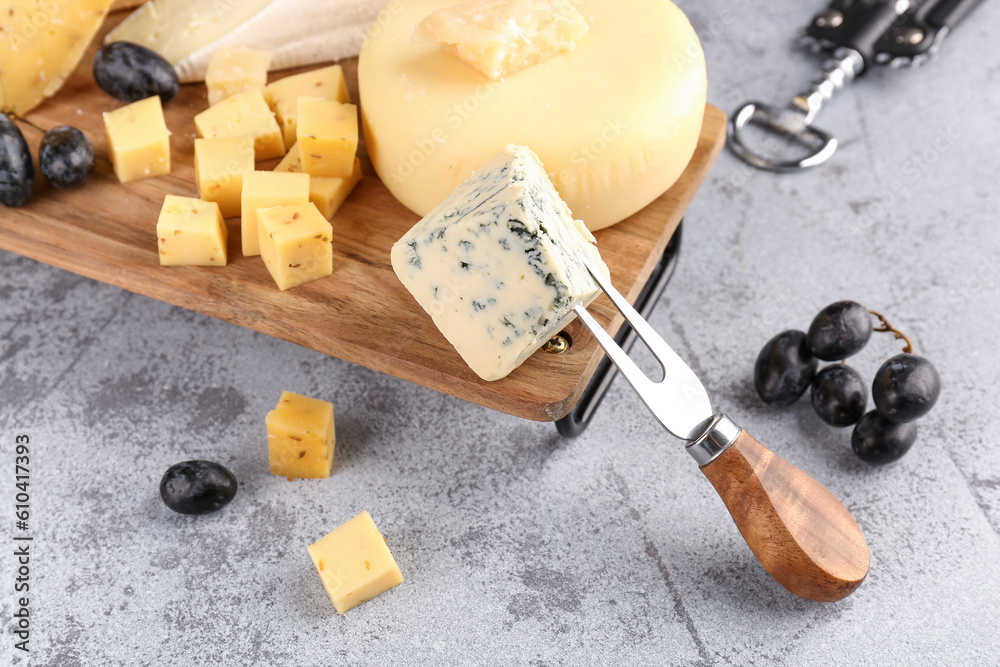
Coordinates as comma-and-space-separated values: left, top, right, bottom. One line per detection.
728, 0, 987, 172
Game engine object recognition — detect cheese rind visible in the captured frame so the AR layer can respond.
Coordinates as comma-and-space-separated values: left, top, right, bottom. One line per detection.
414, 0, 589, 80
102, 96, 171, 183
0, 0, 115, 114
359, 0, 706, 231
266, 390, 335, 478
307, 511, 404, 615
156, 195, 228, 266
391, 144, 608, 381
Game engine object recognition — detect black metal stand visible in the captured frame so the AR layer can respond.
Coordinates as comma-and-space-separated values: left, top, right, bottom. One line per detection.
555, 222, 683, 437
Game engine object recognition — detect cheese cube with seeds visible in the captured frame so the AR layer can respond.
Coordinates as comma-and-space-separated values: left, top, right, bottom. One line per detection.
205, 46, 272, 106
194, 136, 255, 217
265, 65, 350, 147
297, 98, 358, 178
156, 195, 227, 266
266, 391, 335, 478
102, 95, 170, 183
194, 88, 285, 160
240, 171, 310, 256
274, 143, 362, 220
307, 511, 404, 614
257, 202, 333, 291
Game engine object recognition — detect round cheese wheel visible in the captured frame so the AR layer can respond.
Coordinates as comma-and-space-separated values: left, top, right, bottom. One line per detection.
358, 0, 707, 231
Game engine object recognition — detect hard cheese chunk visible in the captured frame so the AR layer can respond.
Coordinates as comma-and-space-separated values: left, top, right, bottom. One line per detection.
240, 171, 310, 256
413, 0, 588, 80
257, 202, 333, 291
391, 144, 608, 381
194, 88, 285, 160
307, 511, 404, 615
274, 143, 361, 220
266, 390, 335, 478
156, 195, 228, 266
0, 0, 115, 114
102, 95, 171, 183
205, 45, 272, 106
297, 99, 358, 178
194, 136, 255, 217
265, 65, 350, 148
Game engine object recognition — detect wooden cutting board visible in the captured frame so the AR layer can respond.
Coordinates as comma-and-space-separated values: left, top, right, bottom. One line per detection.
0, 17, 726, 422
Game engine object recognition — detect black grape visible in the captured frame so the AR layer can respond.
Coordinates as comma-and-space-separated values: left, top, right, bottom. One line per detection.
807, 301, 872, 361
755, 330, 818, 406
0, 114, 35, 207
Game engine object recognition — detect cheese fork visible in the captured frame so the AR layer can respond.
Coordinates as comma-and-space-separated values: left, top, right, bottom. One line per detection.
573, 254, 870, 602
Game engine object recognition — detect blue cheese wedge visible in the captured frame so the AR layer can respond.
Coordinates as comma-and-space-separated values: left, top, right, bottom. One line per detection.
391, 144, 609, 381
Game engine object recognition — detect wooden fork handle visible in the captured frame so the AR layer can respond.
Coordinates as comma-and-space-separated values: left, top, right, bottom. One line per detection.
698, 426, 870, 602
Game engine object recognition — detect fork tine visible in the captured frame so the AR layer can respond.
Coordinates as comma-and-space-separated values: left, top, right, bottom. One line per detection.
578, 254, 685, 372
572, 303, 656, 397
575, 253, 714, 440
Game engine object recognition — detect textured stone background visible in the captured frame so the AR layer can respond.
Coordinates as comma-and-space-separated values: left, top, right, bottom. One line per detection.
3, 0, 1000, 664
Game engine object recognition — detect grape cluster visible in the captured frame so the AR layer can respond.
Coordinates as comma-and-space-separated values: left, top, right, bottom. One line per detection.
754, 301, 941, 464
1, 114, 95, 207
1, 41, 174, 209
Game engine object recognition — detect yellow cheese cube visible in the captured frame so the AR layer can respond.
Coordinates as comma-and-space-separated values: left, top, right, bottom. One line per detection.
273, 98, 304, 150
194, 137, 255, 218
264, 65, 350, 147
240, 171, 310, 256
307, 511, 404, 615
274, 143, 362, 220
297, 98, 358, 178
156, 195, 227, 266
102, 96, 171, 183
205, 46, 272, 106
194, 89, 285, 160
264, 64, 350, 109
257, 202, 333, 290
266, 390, 335, 478
414, 0, 589, 80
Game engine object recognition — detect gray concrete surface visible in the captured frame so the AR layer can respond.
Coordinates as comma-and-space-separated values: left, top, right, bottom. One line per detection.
3, 1, 1000, 664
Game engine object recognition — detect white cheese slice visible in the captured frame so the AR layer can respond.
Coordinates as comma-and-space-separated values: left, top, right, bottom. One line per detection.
105, 0, 383, 83
391, 144, 609, 382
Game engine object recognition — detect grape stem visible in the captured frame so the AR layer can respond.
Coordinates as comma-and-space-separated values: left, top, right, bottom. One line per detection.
2, 108, 46, 134
869, 310, 914, 353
